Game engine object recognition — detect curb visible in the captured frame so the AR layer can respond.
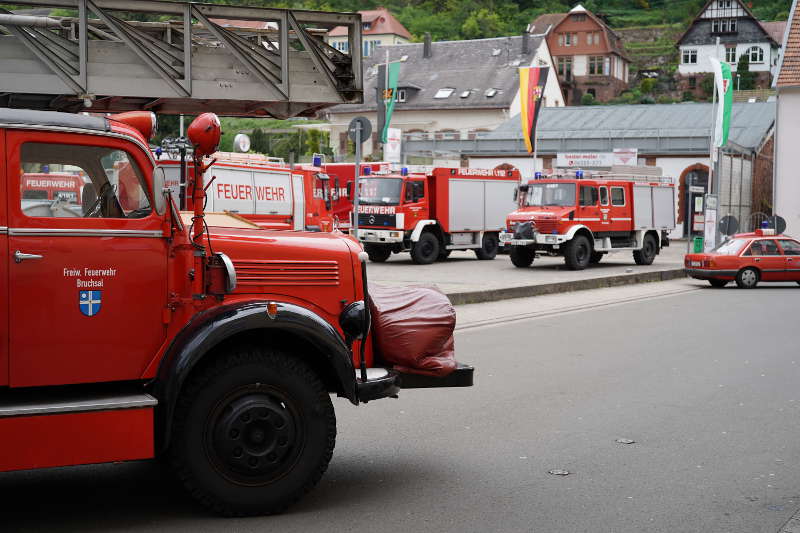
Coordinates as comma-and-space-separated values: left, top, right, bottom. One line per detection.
446, 268, 687, 305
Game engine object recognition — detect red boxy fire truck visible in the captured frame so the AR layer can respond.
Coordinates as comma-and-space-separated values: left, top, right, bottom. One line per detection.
356, 167, 520, 264
0, 108, 472, 515
160, 155, 387, 232
499, 170, 676, 270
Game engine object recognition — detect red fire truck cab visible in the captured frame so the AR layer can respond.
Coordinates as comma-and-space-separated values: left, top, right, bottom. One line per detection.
0, 109, 472, 516
499, 171, 676, 270
357, 167, 519, 264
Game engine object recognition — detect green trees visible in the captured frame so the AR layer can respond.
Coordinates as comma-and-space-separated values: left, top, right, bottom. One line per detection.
736, 54, 757, 91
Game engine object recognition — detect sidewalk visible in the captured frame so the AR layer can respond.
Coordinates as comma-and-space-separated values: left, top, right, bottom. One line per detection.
366, 242, 687, 305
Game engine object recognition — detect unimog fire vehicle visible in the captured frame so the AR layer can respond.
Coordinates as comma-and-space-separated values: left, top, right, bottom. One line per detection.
356, 167, 519, 264
0, 109, 472, 516
499, 171, 676, 270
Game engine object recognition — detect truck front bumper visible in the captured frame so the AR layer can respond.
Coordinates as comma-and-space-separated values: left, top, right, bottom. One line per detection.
357, 228, 404, 244
499, 231, 568, 246
356, 364, 475, 402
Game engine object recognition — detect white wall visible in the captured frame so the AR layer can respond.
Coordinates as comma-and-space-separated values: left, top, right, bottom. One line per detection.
775, 88, 800, 234
508, 40, 565, 115
678, 43, 774, 75
573, 55, 588, 76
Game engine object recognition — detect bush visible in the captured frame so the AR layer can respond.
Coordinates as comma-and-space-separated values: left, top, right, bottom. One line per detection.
640, 78, 657, 94
657, 94, 675, 104
581, 93, 596, 106
682, 91, 695, 102
639, 95, 656, 104
737, 54, 757, 90
700, 74, 715, 99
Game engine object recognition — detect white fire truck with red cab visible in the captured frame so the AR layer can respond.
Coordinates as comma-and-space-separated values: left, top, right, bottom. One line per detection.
499, 169, 676, 270
0, 108, 473, 516
356, 167, 520, 264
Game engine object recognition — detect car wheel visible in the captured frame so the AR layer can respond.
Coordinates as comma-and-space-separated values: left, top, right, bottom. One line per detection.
708, 279, 728, 288
170, 347, 336, 516
410, 232, 440, 265
475, 233, 499, 260
510, 246, 535, 268
735, 267, 759, 289
364, 244, 391, 263
633, 234, 658, 265
564, 234, 592, 270
590, 251, 605, 264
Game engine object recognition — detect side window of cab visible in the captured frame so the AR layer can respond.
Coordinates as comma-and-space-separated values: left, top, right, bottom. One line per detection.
404, 181, 424, 203
19, 142, 151, 219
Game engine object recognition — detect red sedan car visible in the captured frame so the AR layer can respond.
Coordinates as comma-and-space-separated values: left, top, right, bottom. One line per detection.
685, 230, 800, 288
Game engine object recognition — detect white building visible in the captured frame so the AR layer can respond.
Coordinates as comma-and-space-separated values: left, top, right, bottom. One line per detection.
677, 0, 785, 91
325, 34, 564, 160
774, 0, 800, 234
325, 7, 411, 58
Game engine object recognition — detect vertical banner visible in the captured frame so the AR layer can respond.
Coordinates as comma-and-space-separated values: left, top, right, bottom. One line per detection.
378, 62, 401, 144
519, 66, 549, 154
709, 58, 733, 149
383, 127, 402, 163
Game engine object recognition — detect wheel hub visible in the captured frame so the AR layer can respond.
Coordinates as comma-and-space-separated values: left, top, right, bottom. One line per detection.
212, 394, 296, 477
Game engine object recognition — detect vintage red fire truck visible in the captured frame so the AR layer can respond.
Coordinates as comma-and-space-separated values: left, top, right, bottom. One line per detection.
0, 108, 472, 515
356, 167, 520, 264
160, 155, 387, 232
499, 171, 676, 270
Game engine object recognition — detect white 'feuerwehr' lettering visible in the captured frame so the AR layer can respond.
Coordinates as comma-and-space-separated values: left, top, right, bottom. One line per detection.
358, 205, 396, 214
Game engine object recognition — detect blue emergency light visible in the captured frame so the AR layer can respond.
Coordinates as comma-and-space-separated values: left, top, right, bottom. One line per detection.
363, 167, 371, 175
534, 171, 542, 179
761, 220, 769, 229
312, 155, 322, 167
401, 167, 409, 176
575, 170, 584, 179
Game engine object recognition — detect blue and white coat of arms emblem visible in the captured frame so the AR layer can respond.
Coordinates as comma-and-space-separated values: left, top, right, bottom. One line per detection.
79, 291, 102, 317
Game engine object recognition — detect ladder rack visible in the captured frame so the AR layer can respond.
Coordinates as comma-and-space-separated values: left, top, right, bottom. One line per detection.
0, 0, 363, 118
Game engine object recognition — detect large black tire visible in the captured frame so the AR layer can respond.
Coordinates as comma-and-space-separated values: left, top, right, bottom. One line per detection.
436, 248, 451, 261
633, 234, 658, 265
510, 246, 535, 268
589, 251, 605, 264
735, 267, 759, 289
410, 232, 440, 265
564, 234, 592, 270
475, 233, 499, 260
364, 244, 391, 263
169, 347, 336, 516
708, 279, 728, 288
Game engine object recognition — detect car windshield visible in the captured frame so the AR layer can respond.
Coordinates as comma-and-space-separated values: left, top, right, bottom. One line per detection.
526, 183, 576, 207
359, 178, 402, 206
712, 238, 748, 255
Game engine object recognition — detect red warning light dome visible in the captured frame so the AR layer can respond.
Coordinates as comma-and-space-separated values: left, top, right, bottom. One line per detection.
110, 111, 158, 140
188, 113, 221, 157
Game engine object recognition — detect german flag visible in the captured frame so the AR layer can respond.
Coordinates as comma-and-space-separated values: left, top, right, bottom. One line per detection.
519, 67, 549, 154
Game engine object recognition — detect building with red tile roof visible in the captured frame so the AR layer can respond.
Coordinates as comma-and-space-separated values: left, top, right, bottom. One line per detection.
326, 7, 411, 57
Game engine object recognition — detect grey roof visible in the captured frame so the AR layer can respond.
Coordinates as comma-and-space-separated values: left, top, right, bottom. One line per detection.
0, 108, 109, 132
488, 102, 775, 149
328, 35, 544, 114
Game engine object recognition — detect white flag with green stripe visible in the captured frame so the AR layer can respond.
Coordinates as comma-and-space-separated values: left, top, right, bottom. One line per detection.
709, 57, 732, 148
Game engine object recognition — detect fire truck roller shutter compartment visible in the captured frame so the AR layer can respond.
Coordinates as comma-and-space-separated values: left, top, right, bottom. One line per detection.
633, 185, 654, 229
484, 180, 519, 230
653, 186, 676, 229
448, 179, 517, 233
252, 171, 292, 217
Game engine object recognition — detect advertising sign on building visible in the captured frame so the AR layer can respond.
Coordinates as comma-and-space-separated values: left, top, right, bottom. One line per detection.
383, 127, 402, 163
612, 148, 639, 166
556, 152, 614, 168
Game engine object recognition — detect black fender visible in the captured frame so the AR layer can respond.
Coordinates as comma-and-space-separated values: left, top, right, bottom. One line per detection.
153, 301, 356, 452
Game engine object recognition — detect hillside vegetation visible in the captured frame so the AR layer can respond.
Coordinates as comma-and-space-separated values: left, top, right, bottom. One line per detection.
259, 0, 791, 39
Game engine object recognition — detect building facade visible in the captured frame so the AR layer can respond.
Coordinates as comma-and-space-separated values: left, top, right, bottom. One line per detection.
324, 34, 564, 159
325, 7, 411, 57
677, 0, 785, 95
530, 5, 631, 104
773, 0, 800, 234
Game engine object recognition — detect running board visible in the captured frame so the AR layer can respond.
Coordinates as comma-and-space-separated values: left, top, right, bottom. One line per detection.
0, 386, 157, 472
397, 363, 474, 389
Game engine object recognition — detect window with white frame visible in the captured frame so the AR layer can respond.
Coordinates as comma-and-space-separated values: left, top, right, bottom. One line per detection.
726, 46, 737, 63
682, 49, 697, 64
434, 88, 454, 99
749, 46, 764, 63
395, 88, 407, 103
333, 40, 349, 53
363, 40, 381, 57
589, 56, 604, 75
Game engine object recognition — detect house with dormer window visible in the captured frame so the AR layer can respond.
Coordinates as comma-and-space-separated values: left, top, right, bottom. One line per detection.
676, 0, 785, 94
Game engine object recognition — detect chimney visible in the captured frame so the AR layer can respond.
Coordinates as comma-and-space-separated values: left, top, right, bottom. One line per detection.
522, 31, 530, 55
423, 32, 432, 59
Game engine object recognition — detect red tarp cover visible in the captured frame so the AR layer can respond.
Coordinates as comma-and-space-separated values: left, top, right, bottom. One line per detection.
368, 283, 457, 377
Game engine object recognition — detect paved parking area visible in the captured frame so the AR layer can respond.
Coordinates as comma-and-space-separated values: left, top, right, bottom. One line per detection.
367, 241, 687, 300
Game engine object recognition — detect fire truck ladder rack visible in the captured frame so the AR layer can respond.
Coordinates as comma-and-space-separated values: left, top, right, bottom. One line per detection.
543, 169, 674, 185
0, 0, 363, 117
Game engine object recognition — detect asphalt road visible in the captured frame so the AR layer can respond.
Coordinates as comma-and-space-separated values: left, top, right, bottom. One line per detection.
4, 279, 800, 533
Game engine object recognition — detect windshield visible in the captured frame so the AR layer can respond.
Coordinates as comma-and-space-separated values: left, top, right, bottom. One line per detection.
712, 238, 748, 255
526, 183, 576, 207
359, 178, 402, 205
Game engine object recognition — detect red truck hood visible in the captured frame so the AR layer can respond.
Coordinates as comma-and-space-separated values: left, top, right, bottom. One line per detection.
506, 206, 573, 226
